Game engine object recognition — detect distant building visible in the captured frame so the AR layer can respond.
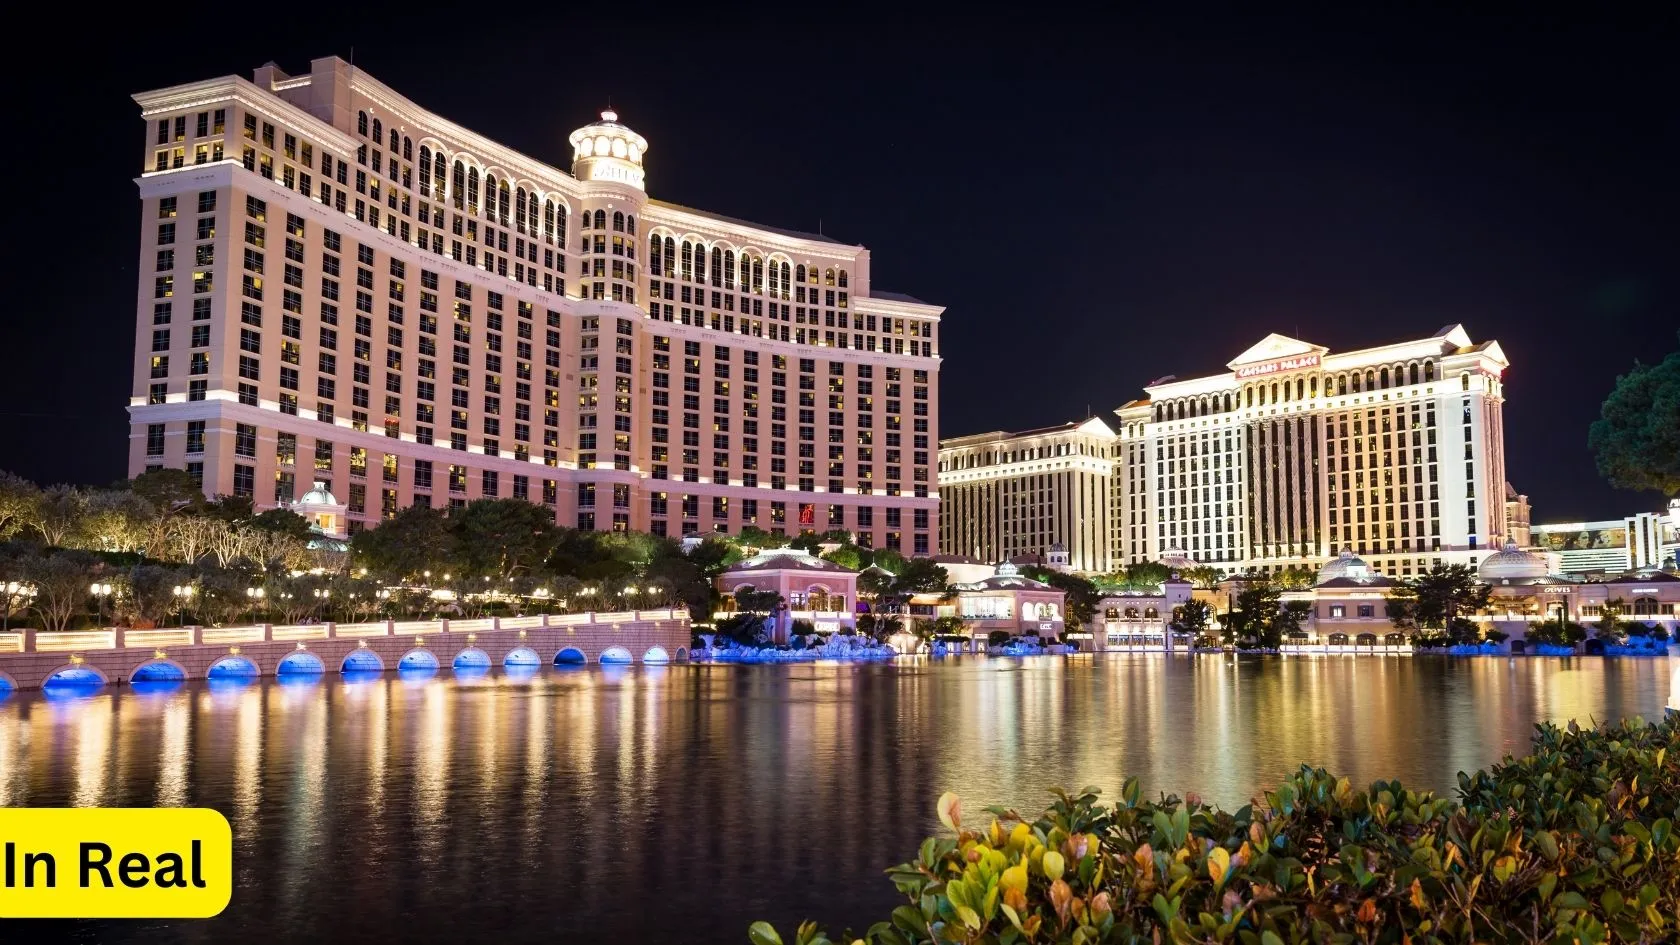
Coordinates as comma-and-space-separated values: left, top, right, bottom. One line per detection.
1530, 503, 1679, 576
936, 417, 1116, 573
714, 547, 858, 642
1504, 483, 1532, 548
946, 563, 1068, 642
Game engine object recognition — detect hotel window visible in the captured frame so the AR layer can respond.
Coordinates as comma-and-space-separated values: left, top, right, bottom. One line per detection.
146, 424, 166, 456
185, 421, 205, 454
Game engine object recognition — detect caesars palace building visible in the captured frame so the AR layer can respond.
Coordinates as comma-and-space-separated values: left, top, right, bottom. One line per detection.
940, 326, 1511, 579
127, 57, 941, 552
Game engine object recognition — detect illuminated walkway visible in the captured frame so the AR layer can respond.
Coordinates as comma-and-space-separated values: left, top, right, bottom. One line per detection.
0, 610, 690, 690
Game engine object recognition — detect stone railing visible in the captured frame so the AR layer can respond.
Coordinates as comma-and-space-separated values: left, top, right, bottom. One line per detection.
0, 609, 685, 655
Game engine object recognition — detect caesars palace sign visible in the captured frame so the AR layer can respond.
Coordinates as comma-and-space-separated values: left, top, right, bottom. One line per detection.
1234, 353, 1322, 380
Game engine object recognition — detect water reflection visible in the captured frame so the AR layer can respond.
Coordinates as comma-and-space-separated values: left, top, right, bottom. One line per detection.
0, 655, 1673, 945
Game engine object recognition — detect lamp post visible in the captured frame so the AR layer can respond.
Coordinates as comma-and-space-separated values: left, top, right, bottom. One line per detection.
89, 582, 114, 629
245, 586, 265, 624
171, 584, 196, 626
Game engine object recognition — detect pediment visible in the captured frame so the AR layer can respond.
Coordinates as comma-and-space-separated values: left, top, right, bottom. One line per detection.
1227, 333, 1328, 369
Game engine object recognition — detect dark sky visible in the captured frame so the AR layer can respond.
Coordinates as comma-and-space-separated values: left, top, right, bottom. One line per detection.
2, 11, 1674, 522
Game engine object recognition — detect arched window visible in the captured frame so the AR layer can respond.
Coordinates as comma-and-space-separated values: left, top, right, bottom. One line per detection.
612, 210, 625, 232
724, 251, 736, 289
680, 241, 694, 280
838, 270, 849, 288
1245, 388, 1253, 407
711, 247, 723, 287
466, 166, 480, 213
433, 152, 447, 199
358, 111, 369, 136
593, 209, 606, 229
779, 261, 791, 298
516, 188, 528, 233
1144, 607, 1159, 619
752, 257, 764, 292
1633, 597, 1660, 616
662, 236, 674, 277
403, 136, 412, 161
497, 180, 510, 224
556, 204, 568, 247
1310, 377, 1318, 396
1410, 363, 1420, 385
1462, 373, 1471, 391
1424, 360, 1435, 381
649, 234, 662, 276
1381, 367, 1391, 388
388, 128, 398, 152
1124, 607, 1139, 618
372, 118, 382, 143
451, 160, 466, 210
1365, 370, 1376, 390
693, 244, 707, 283
1351, 373, 1361, 393
824, 267, 836, 286
1270, 382, 1279, 403
626, 215, 636, 235
418, 146, 432, 195
1337, 374, 1347, 395
795, 264, 806, 283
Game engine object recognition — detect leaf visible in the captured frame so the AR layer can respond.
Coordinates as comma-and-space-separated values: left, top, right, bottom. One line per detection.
1410, 878, 1428, 910
1262, 934, 1285, 945
748, 922, 784, 945
1533, 830, 1559, 861
1042, 850, 1065, 881
954, 904, 981, 931
1208, 846, 1231, 888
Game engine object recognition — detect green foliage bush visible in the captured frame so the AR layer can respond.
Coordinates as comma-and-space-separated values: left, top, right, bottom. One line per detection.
751, 715, 1680, 944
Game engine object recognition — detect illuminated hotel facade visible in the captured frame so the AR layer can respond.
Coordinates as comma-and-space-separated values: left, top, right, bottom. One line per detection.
937, 418, 1116, 573
938, 326, 1512, 580
1112, 326, 1509, 579
126, 57, 941, 551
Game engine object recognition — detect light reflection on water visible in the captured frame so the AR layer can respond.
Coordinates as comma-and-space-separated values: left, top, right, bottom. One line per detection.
0, 654, 1672, 944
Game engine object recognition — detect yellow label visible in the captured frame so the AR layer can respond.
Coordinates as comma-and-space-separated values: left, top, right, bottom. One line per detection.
0, 808, 231, 918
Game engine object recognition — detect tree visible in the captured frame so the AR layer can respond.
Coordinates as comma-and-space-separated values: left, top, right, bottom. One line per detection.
1228, 580, 1284, 649
450, 498, 559, 580
79, 489, 154, 553
1595, 597, 1628, 644
1589, 335, 1680, 497
931, 615, 967, 639
0, 472, 42, 540
32, 485, 86, 547
1121, 562, 1170, 589
25, 550, 95, 633
1182, 566, 1224, 590
871, 547, 907, 575
248, 508, 315, 540
349, 505, 453, 581
129, 468, 204, 516
119, 564, 191, 627
1386, 565, 1491, 641
1169, 598, 1214, 637
822, 543, 869, 571
1275, 566, 1316, 590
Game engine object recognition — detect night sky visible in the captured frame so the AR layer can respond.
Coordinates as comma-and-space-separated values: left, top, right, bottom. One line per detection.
2, 12, 1674, 522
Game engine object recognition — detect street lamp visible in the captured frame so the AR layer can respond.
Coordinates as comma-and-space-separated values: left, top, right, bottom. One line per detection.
245, 586, 265, 624
89, 582, 114, 629
172, 584, 196, 626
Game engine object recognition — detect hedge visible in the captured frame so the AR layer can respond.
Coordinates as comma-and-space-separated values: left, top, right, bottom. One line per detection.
750, 715, 1680, 944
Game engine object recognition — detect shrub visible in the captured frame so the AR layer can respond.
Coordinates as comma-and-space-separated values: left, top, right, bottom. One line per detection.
750, 715, 1680, 945
987, 630, 1011, 648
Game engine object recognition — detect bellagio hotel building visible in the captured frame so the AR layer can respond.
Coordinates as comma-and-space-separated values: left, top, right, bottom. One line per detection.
127, 57, 942, 552
941, 326, 1511, 580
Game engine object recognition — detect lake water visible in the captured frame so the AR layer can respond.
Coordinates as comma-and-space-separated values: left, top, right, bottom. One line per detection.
2, 654, 1674, 943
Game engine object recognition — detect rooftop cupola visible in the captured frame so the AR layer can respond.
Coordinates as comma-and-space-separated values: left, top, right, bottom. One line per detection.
568, 109, 648, 190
